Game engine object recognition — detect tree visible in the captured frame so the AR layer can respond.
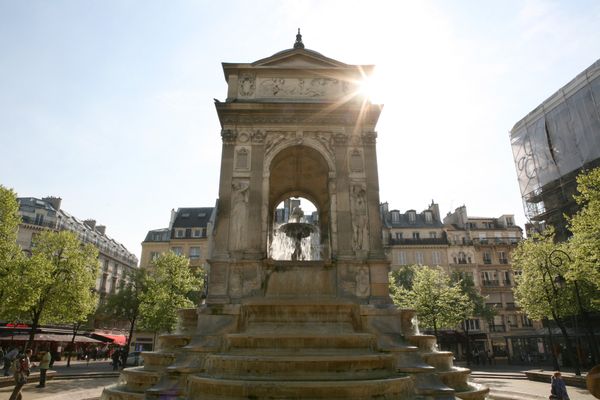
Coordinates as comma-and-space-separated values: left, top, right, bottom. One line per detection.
102, 268, 149, 366
2, 230, 99, 348
0, 185, 23, 303
451, 272, 495, 366
102, 252, 203, 366
390, 266, 471, 342
511, 230, 581, 374
568, 167, 600, 292
138, 252, 203, 335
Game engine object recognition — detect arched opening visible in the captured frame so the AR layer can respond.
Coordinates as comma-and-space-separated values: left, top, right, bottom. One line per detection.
267, 145, 331, 260
270, 197, 320, 260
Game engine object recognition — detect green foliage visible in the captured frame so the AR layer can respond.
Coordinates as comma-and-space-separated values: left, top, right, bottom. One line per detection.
137, 252, 204, 334
568, 167, 600, 291
390, 266, 471, 336
0, 186, 23, 301
511, 230, 578, 321
451, 272, 495, 323
1, 230, 99, 330
102, 269, 149, 325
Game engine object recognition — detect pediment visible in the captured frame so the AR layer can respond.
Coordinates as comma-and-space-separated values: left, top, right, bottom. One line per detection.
252, 49, 348, 69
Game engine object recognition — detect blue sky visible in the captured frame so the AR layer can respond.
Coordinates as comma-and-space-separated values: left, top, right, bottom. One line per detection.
1, 1, 599, 259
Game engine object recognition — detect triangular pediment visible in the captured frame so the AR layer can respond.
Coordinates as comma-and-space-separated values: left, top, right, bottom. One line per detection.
252, 49, 349, 69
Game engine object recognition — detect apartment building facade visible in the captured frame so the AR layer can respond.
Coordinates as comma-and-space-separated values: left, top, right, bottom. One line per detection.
381, 202, 543, 363
16, 196, 138, 301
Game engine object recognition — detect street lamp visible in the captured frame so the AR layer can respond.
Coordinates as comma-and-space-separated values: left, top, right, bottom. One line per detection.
540, 248, 581, 376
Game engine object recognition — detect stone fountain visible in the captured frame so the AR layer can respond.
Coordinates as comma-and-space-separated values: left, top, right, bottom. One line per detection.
276, 206, 316, 261
102, 34, 489, 400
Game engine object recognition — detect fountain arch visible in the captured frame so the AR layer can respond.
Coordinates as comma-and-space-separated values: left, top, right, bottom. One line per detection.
266, 144, 331, 260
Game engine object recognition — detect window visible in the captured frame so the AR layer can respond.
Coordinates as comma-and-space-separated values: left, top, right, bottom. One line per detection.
176, 229, 185, 238
463, 319, 480, 331
395, 232, 403, 240
424, 212, 432, 223
498, 251, 508, 264
408, 211, 416, 223
479, 233, 487, 243
34, 213, 44, 225
457, 251, 467, 264
506, 217, 514, 226
415, 252, 424, 265
171, 247, 183, 256
189, 247, 201, 259
149, 251, 159, 261
521, 314, 533, 327
481, 271, 498, 286
429, 231, 437, 239
193, 229, 201, 237
412, 232, 420, 240
503, 271, 511, 286
483, 252, 492, 264
396, 251, 407, 265
391, 211, 400, 223
432, 251, 441, 265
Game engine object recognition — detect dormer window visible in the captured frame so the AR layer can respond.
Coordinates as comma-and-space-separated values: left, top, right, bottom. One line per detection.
424, 212, 432, 223
391, 211, 400, 223
408, 211, 416, 223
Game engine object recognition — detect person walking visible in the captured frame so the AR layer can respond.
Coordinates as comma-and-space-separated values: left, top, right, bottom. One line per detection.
111, 348, 120, 371
36, 348, 52, 388
550, 371, 570, 400
4, 347, 19, 376
9, 348, 32, 400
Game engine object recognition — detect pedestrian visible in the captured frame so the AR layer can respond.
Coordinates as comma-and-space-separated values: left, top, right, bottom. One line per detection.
111, 348, 120, 371
4, 347, 19, 376
550, 371, 570, 400
488, 350, 495, 365
9, 348, 32, 400
36, 348, 52, 388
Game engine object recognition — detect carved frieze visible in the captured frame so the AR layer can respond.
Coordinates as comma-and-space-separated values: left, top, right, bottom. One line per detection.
251, 130, 266, 144
221, 115, 351, 125
333, 133, 349, 145
264, 131, 295, 156
256, 77, 352, 99
238, 73, 256, 97
221, 129, 238, 144
362, 131, 377, 145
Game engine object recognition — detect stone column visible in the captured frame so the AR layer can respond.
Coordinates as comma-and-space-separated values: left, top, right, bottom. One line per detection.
333, 133, 352, 258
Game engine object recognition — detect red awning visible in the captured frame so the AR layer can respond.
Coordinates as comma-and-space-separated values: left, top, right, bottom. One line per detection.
93, 333, 127, 346
0, 334, 102, 343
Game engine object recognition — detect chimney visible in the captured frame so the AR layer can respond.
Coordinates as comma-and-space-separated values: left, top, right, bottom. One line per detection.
84, 219, 96, 230
42, 196, 62, 211
96, 225, 106, 235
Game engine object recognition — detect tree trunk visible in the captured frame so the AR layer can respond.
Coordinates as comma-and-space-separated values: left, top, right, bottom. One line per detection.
543, 317, 560, 370
464, 323, 471, 367
66, 322, 81, 368
122, 316, 136, 367
26, 310, 42, 350
554, 315, 581, 375
573, 281, 599, 364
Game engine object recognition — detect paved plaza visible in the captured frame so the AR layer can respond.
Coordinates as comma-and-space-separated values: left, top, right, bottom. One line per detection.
0, 360, 596, 400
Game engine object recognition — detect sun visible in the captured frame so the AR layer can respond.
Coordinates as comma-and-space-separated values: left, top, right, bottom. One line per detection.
356, 72, 384, 104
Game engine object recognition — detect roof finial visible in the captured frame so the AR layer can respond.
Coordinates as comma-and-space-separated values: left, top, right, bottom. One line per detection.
294, 28, 305, 49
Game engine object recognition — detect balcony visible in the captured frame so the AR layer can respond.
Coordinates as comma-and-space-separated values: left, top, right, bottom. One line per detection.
505, 302, 519, 310
499, 259, 509, 264
388, 237, 448, 246
20, 216, 57, 229
488, 324, 506, 332
503, 279, 512, 286
482, 280, 500, 287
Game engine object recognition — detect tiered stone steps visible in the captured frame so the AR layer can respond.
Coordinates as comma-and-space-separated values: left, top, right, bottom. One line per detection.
102, 300, 489, 400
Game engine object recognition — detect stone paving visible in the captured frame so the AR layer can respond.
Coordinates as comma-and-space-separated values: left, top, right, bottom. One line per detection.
0, 359, 597, 400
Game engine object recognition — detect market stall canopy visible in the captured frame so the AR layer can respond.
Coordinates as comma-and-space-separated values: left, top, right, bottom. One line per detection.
0, 334, 102, 343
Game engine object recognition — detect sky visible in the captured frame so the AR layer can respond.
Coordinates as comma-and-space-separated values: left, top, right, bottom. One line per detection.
1, 0, 600, 260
